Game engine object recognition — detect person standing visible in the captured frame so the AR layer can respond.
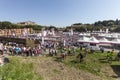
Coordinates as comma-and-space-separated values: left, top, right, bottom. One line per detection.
100, 47, 104, 53
116, 51, 120, 61
77, 52, 84, 62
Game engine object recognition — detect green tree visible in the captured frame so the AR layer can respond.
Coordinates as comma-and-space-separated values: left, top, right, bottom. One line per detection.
1, 21, 12, 29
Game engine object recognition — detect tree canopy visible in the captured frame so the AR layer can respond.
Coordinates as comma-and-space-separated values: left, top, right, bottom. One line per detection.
65, 19, 120, 32
1, 19, 120, 32
0, 21, 45, 30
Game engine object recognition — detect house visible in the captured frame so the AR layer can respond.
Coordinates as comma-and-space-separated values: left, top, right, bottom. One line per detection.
17, 21, 36, 26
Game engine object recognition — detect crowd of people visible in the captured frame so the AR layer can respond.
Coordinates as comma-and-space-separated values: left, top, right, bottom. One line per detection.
0, 39, 120, 66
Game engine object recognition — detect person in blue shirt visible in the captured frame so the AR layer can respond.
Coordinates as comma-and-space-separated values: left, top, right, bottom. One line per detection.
14, 46, 20, 55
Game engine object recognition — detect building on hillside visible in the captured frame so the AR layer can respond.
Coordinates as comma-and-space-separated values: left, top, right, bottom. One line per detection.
17, 21, 36, 26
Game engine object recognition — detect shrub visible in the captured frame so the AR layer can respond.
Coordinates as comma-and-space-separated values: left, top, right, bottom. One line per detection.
0, 57, 42, 80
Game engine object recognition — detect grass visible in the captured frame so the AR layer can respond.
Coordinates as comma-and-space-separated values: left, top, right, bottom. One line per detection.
56, 48, 120, 77
0, 57, 42, 80
63, 53, 102, 75
53, 69, 61, 74
0, 48, 120, 80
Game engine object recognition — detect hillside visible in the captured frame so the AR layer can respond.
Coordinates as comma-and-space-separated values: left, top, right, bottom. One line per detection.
0, 52, 120, 80
33, 57, 101, 80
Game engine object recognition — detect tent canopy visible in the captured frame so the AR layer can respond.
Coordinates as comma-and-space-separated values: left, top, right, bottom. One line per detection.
111, 38, 120, 44
77, 36, 89, 42
78, 36, 99, 43
88, 36, 99, 43
99, 38, 111, 44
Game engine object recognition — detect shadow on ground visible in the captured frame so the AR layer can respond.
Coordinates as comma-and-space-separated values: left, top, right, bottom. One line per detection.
54, 56, 63, 62
99, 58, 108, 63
111, 65, 120, 78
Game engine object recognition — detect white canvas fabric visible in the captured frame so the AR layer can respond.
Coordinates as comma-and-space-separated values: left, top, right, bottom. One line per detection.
99, 38, 111, 44
88, 36, 99, 43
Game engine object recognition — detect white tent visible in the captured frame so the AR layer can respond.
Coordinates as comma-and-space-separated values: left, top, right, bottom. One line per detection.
87, 37, 100, 50
99, 38, 111, 44
78, 36, 99, 43
77, 36, 100, 50
111, 38, 120, 44
77, 36, 89, 43
88, 36, 99, 44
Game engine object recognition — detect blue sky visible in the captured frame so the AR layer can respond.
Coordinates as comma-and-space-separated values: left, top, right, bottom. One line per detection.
0, 0, 120, 27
